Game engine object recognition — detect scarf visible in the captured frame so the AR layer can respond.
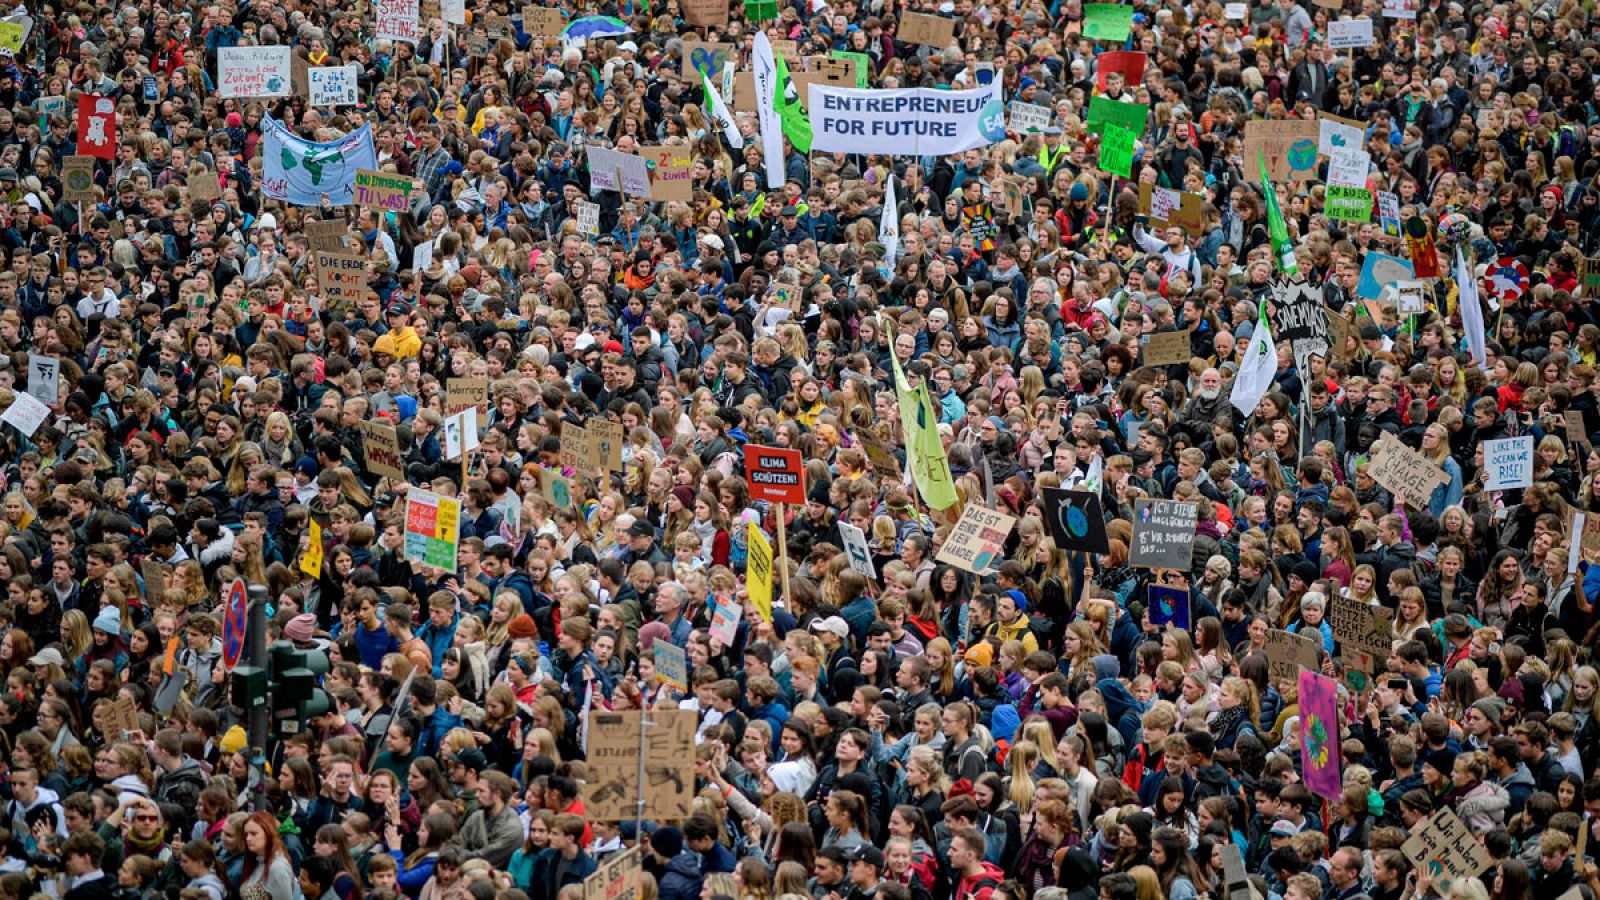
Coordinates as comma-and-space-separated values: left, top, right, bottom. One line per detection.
1209, 704, 1249, 743
125, 827, 166, 856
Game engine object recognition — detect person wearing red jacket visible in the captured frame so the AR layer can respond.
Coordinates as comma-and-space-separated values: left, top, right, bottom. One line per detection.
950, 828, 1005, 900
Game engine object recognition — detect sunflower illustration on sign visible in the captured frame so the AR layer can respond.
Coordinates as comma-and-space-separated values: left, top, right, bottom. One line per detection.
1304, 712, 1332, 768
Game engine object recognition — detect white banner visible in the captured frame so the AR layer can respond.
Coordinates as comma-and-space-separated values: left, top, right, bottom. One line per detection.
1318, 117, 1364, 157
753, 33, 784, 189
585, 146, 651, 198
308, 65, 360, 107
442, 0, 465, 24
218, 46, 292, 99
1007, 101, 1052, 134
1328, 147, 1370, 188
807, 80, 1006, 155
376, 0, 421, 44
1327, 18, 1374, 47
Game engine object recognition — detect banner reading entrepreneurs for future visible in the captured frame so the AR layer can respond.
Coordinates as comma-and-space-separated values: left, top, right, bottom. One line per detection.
807, 80, 1006, 155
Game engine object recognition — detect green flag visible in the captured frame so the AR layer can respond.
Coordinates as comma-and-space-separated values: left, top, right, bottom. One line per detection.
774, 54, 813, 154
1259, 151, 1298, 277
885, 322, 958, 510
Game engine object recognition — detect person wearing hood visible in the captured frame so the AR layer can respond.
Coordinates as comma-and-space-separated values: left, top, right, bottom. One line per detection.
152, 730, 207, 840
189, 517, 236, 586
1092, 654, 1145, 753
1446, 750, 1510, 832
1111, 810, 1154, 872
948, 826, 1006, 900
647, 826, 702, 900
177, 615, 224, 710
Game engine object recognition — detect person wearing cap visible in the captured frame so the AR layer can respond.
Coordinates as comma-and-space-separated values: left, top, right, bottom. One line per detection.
381, 302, 421, 358
845, 844, 886, 897
809, 616, 856, 695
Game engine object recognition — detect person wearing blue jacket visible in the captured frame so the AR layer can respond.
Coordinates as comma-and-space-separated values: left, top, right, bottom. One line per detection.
414, 597, 458, 678
384, 812, 456, 899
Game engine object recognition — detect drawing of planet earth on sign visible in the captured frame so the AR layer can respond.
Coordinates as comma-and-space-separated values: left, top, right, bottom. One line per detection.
1287, 139, 1317, 173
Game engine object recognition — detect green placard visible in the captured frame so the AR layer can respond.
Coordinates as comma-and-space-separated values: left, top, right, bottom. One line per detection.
831, 50, 871, 88
1083, 3, 1134, 41
1086, 96, 1148, 136
745, 0, 777, 21
1325, 185, 1372, 222
1099, 123, 1135, 177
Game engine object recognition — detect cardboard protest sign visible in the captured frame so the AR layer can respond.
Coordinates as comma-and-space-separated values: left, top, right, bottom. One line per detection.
1243, 119, 1320, 183
583, 710, 696, 820
589, 420, 625, 474
1219, 845, 1252, 900
654, 641, 688, 691
1567, 410, 1590, 448
1008, 102, 1053, 134
1041, 488, 1110, 554
541, 468, 574, 510
744, 445, 806, 504
1484, 436, 1534, 491
1138, 183, 1204, 233
898, 11, 956, 47
1581, 258, 1600, 295
524, 7, 564, 35
1142, 330, 1192, 367
445, 378, 490, 417
1148, 584, 1190, 631
583, 846, 643, 900
681, 0, 730, 25
304, 218, 351, 252
1367, 434, 1449, 509
360, 421, 404, 480
1402, 808, 1493, 891
638, 145, 693, 202
557, 423, 589, 472
1264, 628, 1321, 685
1329, 594, 1390, 669
376, 0, 421, 43
1327, 310, 1353, 363
935, 504, 1017, 575
63, 156, 97, 203
353, 169, 413, 211
187, 168, 220, 201
1130, 499, 1197, 569
99, 695, 140, 739
314, 251, 368, 305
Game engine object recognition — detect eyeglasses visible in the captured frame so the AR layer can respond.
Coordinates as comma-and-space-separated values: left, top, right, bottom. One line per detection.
134, 814, 160, 822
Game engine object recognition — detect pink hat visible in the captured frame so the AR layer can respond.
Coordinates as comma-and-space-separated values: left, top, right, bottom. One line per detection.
284, 614, 318, 643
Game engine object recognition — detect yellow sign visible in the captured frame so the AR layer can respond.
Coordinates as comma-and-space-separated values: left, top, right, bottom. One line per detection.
747, 521, 773, 621
302, 518, 324, 578
0, 23, 24, 54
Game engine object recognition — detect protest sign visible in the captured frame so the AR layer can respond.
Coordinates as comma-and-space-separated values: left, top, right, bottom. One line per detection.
26, 355, 57, 408
218, 46, 293, 98
403, 489, 460, 569
1094, 50, 1147, 91
1484, 436, 1534, 491
360, 421, 404, 480
314, 251, 368, 305
1131, 499, 1197, 569
1396, 280, 1427, 314
1299, 670, 1343, 801
1582, 258, 1600, 295
1220, 845, 1252, 900
1327, 310, 1353, 362
376, 0, 421, 43
1326, 185, 1372, 221
1085, 96, 1148, 136
1041, 488, 1110, 554
1329, 594, 1391, 668
585, 146, 652, 197
1405, 216, 1441, 279
261, 116, 378, 207
352, 169, 413, 211
441, 0, 464, 23
1224, 2, 1247, 17
63, 156, 97, 203
577, 201, 600, 236
807, 80, 1005, 155
681, 41, 736, 79
935, 504, 1018, 575
1099, 123, 1135, 177
589, 420, 625, 474
1328, 147, 1370, 187
639, 145, 694, 202
1264, 629, 1322, 685
1142, 330, 1192, 366
1138, 183, 1204, 233
1243, 119, 1320, 183
1318, 112, 1366, 156
541, 468, 573, 511
898, 11, 956, 46
746, 521, 775, 620
1377, 191, 1402, 237
188, 168, 220, 201
654, 641, 688, 692
584, 846, 643, 900
523, 7, 563, 35
305, 219, 351, 252
0, 21, 22, 52
1083, 3, 1134, 40
837, 521, 876, 580
1567, 411, 1590, 449
1272, 279, 1329, 371
583, 710, 696, 821
828, 51, 870, 87
1008, 101, 1053, 134
681, 0, 730, 25
308, 65, 360, 106
709, 596, 740, 647
1148, 584, 1190, 631
445, 378, 490, 419
1357, 251, 1415, 300
302, 519, 324, 578
1327, 17, 1374, 47
1367, 434, 1450, 509
1382, 0, 1416, 18
99, 695, 140, 740
744, 445, 806, 504
77, 95, 116, 160
1402, 809, 1494, 891
555, 423, 589, 472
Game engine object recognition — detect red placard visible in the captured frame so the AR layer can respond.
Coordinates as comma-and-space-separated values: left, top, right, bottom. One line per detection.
744, 444, 806, 505
77, 95, 116, 160
1095, 51, 1147, 92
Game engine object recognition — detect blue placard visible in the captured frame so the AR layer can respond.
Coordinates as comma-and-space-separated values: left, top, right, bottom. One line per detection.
1148, 584, 1190, 631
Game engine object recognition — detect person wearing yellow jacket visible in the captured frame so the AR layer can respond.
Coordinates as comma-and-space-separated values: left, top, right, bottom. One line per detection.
983, 589, 1039, 655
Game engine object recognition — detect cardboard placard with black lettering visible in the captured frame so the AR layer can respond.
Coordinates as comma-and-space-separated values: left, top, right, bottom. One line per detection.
935, 504, 1017, 575
1142, 330, 1192, 367
1328, 594, 1390, 671
589, 419, 625, 474
360, 420, 405, 481
1367, 433, 1449, 510
1401, 808, 1494, 892
1264, 628, 1322, 685
898, 11, 957, 47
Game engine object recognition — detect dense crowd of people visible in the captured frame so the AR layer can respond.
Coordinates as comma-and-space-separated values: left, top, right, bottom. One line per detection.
7, 0, 1600, 899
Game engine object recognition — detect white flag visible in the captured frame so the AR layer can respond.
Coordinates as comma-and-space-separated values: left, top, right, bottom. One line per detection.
1084, 453, 1103, 494
880, 176, 900, 270
752, 33, 785, 190
1458, 246, 1486, 370
1230, 302, 1277, 417
702, 71, 744, 150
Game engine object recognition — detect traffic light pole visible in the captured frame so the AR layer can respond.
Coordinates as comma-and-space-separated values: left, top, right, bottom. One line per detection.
246, 585, 269, 808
